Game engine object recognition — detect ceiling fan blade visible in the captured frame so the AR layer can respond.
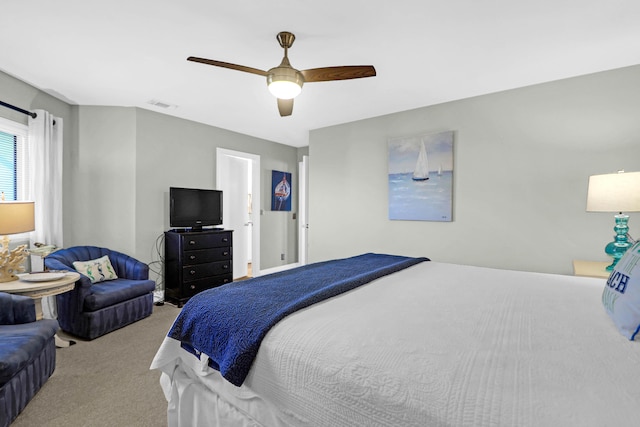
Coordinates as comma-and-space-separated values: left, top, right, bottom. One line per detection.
301, 65, 376, 83
187, 57, 268, 77
277, 98, 294, 117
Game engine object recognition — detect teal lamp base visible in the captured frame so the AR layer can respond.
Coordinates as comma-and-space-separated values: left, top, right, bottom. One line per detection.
604, 213, 631, 271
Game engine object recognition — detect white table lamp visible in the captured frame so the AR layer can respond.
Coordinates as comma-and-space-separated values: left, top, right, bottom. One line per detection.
586, 171, 640, 271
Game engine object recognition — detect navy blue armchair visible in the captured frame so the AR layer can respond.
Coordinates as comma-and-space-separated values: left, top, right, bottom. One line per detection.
0, 293, 59, 427
44, 246, 156, 340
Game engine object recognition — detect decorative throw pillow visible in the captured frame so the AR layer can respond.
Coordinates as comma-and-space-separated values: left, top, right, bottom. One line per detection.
73, 255, 118, 284
602, 241, 640, 340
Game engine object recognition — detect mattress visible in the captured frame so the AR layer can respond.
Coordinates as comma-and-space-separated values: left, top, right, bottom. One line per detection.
151, 261, 640, 427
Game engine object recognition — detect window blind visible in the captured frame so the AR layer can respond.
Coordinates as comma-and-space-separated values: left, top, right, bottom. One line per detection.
0, 130, 17, 200
0, 117, 29, 202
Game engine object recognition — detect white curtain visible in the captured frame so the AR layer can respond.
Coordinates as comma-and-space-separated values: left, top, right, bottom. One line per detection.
28, 109, 63, 318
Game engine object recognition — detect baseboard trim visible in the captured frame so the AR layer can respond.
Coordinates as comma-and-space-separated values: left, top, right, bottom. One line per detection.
256, 262, 301, 277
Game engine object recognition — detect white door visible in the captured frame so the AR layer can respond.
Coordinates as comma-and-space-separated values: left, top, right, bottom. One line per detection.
298, 155, 309, 265
217, 148, 261, 278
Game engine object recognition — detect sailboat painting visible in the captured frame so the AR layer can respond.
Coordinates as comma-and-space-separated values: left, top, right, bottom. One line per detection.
388, 131, 454, 221
271, 170, 292, 211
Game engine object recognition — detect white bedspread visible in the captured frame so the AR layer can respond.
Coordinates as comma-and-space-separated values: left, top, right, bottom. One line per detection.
151, 261, 640, 426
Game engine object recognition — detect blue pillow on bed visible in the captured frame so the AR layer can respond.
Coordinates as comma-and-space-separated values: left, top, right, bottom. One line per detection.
602, 241, 640, 340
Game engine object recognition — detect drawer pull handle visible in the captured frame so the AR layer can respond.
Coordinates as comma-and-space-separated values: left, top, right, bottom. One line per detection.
190, 270, 196, 275
189, 255, 196, 260
223, 264, 229, 269
223, 252, 229, 256
190, 284, 196, 290
189, 240, 196, 245
222, 238, 228, 242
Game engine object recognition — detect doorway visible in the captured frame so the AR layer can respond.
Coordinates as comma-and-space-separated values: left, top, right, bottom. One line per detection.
216, 148, 261, 278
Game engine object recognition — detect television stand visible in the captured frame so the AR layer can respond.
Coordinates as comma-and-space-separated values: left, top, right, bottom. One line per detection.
164, 229, 233, 307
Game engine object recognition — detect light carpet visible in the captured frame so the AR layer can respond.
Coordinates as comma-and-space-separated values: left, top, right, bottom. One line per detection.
12, 303, 181, 427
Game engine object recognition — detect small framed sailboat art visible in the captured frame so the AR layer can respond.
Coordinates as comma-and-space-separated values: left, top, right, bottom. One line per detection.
271, 170, 292, 211
388, 130, 454, 221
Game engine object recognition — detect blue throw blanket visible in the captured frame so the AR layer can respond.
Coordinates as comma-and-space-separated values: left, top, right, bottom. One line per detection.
168, 253, 429, 386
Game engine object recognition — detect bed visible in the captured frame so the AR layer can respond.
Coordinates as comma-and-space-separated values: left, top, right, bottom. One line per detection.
151, 253, 640, 427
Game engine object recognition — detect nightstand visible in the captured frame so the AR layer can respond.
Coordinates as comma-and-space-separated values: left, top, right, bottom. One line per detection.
572, 260, 611, 279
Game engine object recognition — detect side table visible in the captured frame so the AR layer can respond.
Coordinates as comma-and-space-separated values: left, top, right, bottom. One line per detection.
572, 260, 611, 279
0, 272, 80, 347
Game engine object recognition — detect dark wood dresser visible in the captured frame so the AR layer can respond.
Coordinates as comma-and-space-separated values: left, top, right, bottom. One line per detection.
164, 229, 233, 307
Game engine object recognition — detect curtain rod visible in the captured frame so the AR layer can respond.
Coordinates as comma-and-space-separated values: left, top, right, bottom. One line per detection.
0, 100, 56, 125
0, 100, 37, 118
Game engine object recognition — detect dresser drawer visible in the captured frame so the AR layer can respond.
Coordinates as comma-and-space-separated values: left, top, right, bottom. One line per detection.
183, 261, 231, 282
182, 232, 232, 250
182, 274, 233, 297
183, 247, 232, 265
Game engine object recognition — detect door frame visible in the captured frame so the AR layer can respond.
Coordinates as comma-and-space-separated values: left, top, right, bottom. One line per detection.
298, 155, 309, 265
216, 148, 261, 277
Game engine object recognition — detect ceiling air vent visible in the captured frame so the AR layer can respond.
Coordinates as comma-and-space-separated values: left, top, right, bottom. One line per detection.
147, 99, 177, 109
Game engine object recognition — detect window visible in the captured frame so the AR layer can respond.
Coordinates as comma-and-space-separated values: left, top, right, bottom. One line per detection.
0, 117, 28, 202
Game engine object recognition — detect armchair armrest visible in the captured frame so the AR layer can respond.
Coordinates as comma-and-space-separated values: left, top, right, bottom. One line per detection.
125, 261, 149, 281
111, 254, 150, 280
44, 257, 74, 274
0, 292, 36, 325
44, 257, 93, 315
45, 257, 93, 286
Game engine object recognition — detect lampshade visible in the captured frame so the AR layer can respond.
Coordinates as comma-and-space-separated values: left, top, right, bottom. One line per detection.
586, 171, 640, 213
267, 66, 304, 99
0, 201, 35, 235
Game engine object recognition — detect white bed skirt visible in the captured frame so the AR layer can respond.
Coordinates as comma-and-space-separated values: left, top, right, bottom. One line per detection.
155, 337, 281, 427
162, 364, 262, 427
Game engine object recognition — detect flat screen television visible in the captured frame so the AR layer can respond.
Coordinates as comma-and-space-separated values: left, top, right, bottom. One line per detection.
170, 187, 223, 231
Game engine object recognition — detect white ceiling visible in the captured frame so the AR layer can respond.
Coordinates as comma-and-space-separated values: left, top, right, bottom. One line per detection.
2, 1, 639, 148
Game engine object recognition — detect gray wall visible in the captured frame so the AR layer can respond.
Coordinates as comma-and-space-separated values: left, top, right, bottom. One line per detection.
68, 107, 137, 252
5, 65, 640, 277
0, 71, 300, 278
308, 65, 640, 275
133, 108, 299, 269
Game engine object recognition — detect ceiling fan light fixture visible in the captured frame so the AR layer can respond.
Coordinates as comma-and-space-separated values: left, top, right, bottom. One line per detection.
188, 31, 376, 116
267, 66, 304, 99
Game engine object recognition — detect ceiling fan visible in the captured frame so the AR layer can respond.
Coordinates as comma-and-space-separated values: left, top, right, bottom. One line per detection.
187, 31, 376, 117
